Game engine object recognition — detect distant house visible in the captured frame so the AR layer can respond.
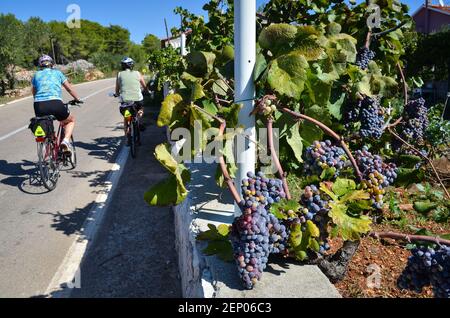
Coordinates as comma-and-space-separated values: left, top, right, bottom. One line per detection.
412, 1, 450, 34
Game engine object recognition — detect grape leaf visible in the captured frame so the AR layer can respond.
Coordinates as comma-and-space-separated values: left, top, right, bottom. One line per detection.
270, 199, 301, 220
268, 52, 309, 100
144, 144, 191, 206
157, 94, 186, 128
320, 167, 337, 180
202, 240, 234, 262
328, 202, 372, 241
332, 178, 357, 197
186, 51, 216, 77
286, 122, 304, 164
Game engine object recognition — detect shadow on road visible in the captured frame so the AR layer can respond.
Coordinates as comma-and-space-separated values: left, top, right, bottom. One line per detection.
75, 136, 122, 164
38, 201, 96, 237
0, 159, 52, 195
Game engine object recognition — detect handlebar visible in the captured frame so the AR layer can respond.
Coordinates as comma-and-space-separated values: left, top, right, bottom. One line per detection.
66, 99, 84, 106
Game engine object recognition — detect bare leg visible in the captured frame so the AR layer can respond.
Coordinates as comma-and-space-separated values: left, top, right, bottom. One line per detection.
61, 115, 75, 140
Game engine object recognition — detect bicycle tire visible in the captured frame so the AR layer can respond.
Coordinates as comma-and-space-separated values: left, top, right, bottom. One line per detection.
37, 141, 59, 191
130, 120, 137, 159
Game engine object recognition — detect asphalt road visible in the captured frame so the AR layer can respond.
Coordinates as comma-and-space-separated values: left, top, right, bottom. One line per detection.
0, 78, 125, 297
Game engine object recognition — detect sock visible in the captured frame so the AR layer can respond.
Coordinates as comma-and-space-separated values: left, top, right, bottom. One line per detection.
63, 138, 70, 144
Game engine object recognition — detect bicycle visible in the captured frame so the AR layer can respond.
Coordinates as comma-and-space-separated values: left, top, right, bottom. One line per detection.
111, 94, 142, 159
30, 100, 83, 191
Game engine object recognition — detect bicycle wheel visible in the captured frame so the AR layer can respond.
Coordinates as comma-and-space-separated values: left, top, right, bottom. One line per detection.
68, 136, 77, 169
135, 118, 141, 146
37, 141, 59, 191
129, 120, 137, 159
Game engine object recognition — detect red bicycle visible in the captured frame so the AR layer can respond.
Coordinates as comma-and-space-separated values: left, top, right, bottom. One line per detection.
30, 100, 83, 191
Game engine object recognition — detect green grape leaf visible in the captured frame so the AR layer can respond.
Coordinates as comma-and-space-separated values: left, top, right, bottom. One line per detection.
398, 155, 423, 169
202, 240, 234, 262
332, 178, 357, 197
320, 167, 337, 180
270, 199, 301, 220
259, 23, 298, 55
255, 47, 268, 81
186, 51, 216, 77
144, 144, 191, 206
286, 122, 304, 164
144, 175, 187, 206
212, 79, 229, 96
154, 143, 178, 174
218, 103, 242, 128
328, 202, 372, 241
289, 223, 303, 248
191, 82, 206, 101
157, 94, 186, 128
327, 93, 345, 120
268, 52, 309, 100
202, 100, 218, 116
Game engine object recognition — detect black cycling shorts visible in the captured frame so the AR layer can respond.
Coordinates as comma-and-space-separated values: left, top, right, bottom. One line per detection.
34, 100, 70, 121
119, 101, 144, 117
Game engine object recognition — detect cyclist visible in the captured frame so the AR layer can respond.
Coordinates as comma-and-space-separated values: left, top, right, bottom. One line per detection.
32, 55, 81, 155
115, 57, 149, 143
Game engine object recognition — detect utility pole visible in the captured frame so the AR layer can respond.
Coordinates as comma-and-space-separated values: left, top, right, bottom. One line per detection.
425, 0, 430, 34
234, 0, 256, 216
164, 18, 170, 41
50, 38, 57, 64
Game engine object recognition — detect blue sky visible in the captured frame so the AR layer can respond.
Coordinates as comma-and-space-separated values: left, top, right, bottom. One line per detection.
0, 0, 431, 43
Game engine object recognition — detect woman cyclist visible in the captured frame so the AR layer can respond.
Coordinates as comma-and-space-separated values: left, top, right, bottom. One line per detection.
115, 57, 148, 143
32, 55, 81, 154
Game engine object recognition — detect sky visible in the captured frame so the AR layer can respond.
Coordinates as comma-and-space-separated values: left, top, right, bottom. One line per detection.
0, 0, 437, 43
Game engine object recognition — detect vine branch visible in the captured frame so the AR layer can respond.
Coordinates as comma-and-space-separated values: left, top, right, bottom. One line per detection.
267, 118, 292, 200
388, 127, 450, 200
191, 105, 242, 204
370, 232, 450, 247
280, 108, 363, 182
372, 21, 408, 39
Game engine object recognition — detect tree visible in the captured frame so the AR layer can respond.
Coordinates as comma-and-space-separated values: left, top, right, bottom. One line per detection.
106, 25, 131, 55
128, 43, 148, 70
22, 17, 51, 68
0, 14, 25, 93
142, 34, 161, 55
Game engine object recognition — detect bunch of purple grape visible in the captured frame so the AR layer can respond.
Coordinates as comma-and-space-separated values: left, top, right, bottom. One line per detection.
355, 147, 398, 209
231, 205, 272, 289
359, 96, 385, 139
400, 98, 429, 145
356, 47, 376, 70
398, 245, 450, 298
303, 140, 350, 178
342, 99, 361, 129
232, 172, 288, 289
300, 185, 331, 254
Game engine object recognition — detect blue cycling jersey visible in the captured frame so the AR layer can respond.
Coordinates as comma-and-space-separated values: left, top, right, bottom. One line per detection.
32, 68, 67, 102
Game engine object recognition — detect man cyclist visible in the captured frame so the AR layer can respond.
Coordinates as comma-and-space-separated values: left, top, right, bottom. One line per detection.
115, 57, 148, 143
32, 55, 81, 155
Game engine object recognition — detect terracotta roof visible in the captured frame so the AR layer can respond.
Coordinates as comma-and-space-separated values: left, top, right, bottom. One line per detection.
430, 5, 450, 13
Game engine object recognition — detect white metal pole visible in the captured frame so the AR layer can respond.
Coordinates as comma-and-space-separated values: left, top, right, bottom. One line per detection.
181, 33, 187, 57
234, 0, 256, 216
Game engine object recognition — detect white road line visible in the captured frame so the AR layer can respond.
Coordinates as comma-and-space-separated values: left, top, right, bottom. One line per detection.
0, 125, 29, 142
0, 85, 115, 143
0, 78, 115, 108
44, 145, 129, 298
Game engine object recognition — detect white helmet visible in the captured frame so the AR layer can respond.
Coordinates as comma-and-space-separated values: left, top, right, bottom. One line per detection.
121, 57, 135, 68
39, 55, 54, 67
